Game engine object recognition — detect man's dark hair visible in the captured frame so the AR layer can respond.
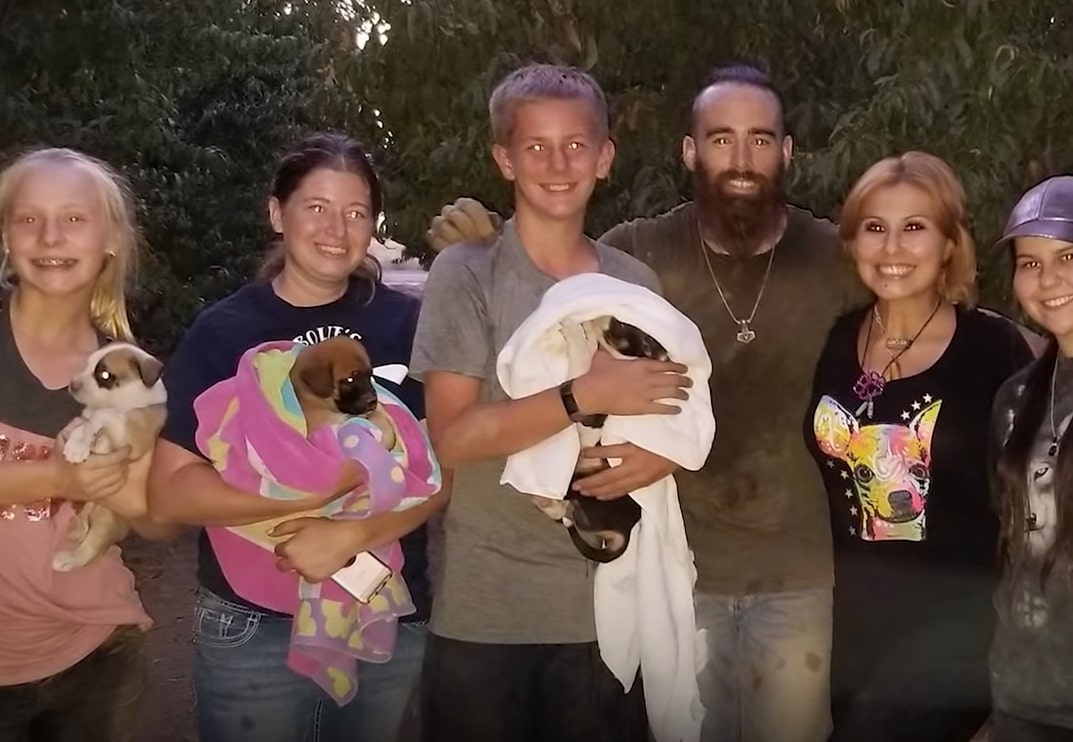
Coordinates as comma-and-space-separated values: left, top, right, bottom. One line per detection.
690, 63, 788, 135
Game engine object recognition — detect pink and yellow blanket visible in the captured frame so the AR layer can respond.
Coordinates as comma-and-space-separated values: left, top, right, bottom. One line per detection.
193, 339, 441, 704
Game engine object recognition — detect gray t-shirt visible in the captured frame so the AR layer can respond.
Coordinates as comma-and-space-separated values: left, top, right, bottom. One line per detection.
990, 356, 1073, 728
410, 219, 661, 643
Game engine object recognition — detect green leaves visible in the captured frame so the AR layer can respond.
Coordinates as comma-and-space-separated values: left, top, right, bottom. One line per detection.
2, 0, 1069, 353
1, 0, 365, 354
360, 0, 1071, 313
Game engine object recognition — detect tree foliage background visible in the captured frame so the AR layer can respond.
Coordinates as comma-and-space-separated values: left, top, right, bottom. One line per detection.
1, 0, 1070, 354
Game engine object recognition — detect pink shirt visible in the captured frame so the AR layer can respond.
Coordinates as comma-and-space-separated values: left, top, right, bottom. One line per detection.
0, 421, 151, 685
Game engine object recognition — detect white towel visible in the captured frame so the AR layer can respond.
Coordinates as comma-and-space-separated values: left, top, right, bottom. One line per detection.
496, 273, 715, 742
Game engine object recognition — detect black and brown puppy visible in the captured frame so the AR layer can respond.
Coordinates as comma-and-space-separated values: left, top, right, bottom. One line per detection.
289, 336, 396, 450
561, 317, 669, 563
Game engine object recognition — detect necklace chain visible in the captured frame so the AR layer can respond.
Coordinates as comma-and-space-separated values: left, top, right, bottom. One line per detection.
852, 300, 942, 418
872, 305, 912, 351
698, 225, 778, 344
1050, 354, 1060, 455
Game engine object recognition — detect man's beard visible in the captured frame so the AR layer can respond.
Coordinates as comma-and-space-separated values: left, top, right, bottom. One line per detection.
694, 161, 787, 257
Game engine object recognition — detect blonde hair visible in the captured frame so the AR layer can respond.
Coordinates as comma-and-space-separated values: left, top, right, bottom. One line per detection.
488, 64, 609, 145
839, 151, 977, 306
0, 148, 139, 341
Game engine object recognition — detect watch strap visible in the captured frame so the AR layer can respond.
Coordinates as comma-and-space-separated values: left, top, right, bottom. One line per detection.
559, 380, 583, 422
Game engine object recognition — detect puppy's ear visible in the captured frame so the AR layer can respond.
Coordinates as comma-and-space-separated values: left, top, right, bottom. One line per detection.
132, 354, 164, 387
299, 362, 337, 399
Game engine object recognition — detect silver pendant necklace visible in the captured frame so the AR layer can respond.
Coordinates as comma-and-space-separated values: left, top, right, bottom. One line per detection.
698, 226, 778, 344
872, 305, 913, 351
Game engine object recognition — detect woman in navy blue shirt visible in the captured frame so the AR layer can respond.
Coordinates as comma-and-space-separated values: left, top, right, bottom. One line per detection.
148, 132, 444, 742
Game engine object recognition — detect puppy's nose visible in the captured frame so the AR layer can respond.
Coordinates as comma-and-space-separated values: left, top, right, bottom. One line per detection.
68, 379, 81, 394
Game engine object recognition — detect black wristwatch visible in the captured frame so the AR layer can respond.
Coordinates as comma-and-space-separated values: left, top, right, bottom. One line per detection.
559, 379, 586, 422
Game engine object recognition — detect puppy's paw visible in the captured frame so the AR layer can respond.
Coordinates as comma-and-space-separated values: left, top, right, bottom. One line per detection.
52, 523, 109, 571
52, 547, 92, 572
63, 428, 93, 464
531, 496, 569, 522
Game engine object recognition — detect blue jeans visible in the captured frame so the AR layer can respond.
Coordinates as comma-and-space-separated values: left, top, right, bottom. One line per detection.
694, 588, 833, 742
193, 588, 426, 742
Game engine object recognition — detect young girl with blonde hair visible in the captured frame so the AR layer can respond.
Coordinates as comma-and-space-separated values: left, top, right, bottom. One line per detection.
0, 147, 172, 742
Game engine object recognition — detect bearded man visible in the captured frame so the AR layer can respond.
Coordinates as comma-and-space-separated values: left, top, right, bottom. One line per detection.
427, 65, 867, 742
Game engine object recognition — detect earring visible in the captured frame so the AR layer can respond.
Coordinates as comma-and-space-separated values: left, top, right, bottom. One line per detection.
106, 250, 117, 258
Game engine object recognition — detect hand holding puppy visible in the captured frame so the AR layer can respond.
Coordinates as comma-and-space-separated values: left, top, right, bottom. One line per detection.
97, 449, 154, 521
572, 348, 691, 417
328, 458, 365, 500
270, 516, 366, 583
50, 431, 131, 502
330, 461, 364, 495
572, 443, 678, 500
271, 458, 365, 518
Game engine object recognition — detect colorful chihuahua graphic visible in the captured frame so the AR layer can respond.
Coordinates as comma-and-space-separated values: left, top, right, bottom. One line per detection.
814, 396, 942, 541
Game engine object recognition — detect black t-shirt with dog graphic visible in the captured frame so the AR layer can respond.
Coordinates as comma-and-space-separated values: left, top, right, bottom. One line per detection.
804, 305, 1031, 739
161, 278, 430, 622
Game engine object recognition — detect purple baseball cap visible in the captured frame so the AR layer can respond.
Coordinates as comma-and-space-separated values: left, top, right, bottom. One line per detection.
996, 175, 1073, 247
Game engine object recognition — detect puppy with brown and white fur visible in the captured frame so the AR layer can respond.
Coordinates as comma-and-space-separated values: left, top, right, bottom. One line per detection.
54, 342, 167, 572
290, 335, 396, 450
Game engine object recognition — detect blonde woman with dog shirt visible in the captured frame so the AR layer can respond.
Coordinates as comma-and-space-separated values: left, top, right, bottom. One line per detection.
989, 176, 1073, 742
0, 148, 177, 742
148, 133, 441, 742
805, 153, 1033, 742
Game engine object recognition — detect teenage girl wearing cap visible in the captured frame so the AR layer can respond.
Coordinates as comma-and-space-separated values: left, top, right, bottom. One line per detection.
990, 175, 1073, 742
805, 152, 1035, 741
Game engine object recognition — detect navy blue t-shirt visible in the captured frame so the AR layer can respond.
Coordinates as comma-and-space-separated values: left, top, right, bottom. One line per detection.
161, 278, 430, 622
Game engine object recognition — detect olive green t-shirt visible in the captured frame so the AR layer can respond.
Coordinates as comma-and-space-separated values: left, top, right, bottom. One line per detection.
601, 202, 867, 595
410, 219, 661, 643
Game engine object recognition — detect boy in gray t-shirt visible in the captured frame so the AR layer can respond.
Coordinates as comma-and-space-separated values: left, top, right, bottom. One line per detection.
410, 64, 690, 741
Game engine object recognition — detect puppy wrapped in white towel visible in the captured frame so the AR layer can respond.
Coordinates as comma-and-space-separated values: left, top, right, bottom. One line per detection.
497, 273, 716, 742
